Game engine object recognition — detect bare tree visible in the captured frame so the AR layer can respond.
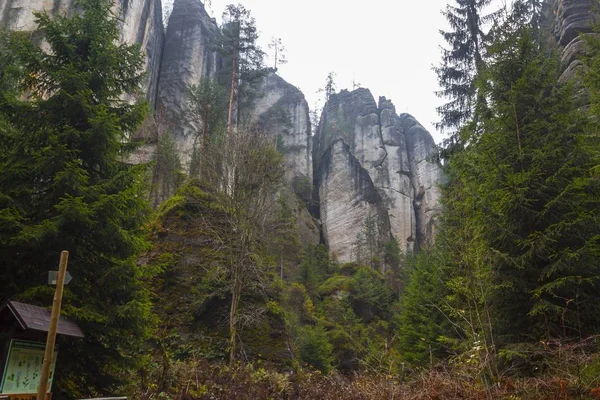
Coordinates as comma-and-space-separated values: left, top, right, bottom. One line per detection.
199, 127, 286, 365
268, 37, 287, 71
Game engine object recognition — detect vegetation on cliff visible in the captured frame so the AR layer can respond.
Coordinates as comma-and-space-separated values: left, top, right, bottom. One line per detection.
1, 0, 600, 399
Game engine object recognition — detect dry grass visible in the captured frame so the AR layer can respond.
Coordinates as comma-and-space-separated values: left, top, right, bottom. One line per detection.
132, 358, 600, 400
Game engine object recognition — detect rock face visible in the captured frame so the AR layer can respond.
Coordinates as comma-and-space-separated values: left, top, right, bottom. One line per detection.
316, 139, 392, 262
1, 0, 440, 257
248, 72, 320, 246
313, 89, 442, 263
0, 0, 165, 104
249, 73, 312, 185
118, 0, 164, 104
550, 0, 595, 83
554, 0, 594, 47
156, 0, 219, 167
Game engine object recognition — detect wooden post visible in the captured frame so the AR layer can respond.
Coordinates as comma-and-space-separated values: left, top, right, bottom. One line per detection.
37, 251, 69, 400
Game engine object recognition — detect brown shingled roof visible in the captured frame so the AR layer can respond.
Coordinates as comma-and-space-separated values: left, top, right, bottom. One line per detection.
1, 301, 84, 338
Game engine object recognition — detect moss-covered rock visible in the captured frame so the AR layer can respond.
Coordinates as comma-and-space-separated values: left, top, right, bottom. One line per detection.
143, 180, 289, 363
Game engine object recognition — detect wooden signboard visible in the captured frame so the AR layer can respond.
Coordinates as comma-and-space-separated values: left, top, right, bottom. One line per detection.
0, 340, 57, 396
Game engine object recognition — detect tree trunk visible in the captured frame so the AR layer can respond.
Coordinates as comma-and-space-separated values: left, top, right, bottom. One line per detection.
229, 271, 240, 366
229, 246, 244, 366
227, 27, 239, 134
202, 120, 208, 149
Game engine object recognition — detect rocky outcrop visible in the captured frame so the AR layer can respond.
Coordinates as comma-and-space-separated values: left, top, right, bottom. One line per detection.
317, 139, 391, 263
0, 0, 165, 104
550, 0, 595, 83
249, 73, 313, 185
156, 0, 219, 167
554, 0, 594, 47
1, 0, 441, 257
118, 0, 164, 104
248, 72, 319, 246
401, 114, 442, 247
313, 89, 442, 263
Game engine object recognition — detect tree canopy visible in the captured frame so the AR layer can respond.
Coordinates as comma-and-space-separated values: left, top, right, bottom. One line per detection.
0, 0, 153, 395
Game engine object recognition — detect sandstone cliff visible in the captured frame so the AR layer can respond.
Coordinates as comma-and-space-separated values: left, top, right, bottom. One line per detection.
550, 0, 595, 83
156, 0, 219, 167
1, 0, 441, 260
248, 72, 320, 246
313, 89, 442, 263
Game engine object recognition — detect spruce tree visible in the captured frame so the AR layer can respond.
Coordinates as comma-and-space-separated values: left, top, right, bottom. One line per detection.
0, 0, 153, 395
187, 78, 226, 153
435, 0, 498, 136
398, 249, 452, 366
446, 23, 600, 347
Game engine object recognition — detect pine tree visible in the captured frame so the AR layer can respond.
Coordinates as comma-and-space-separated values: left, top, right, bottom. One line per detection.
216, 4, 267, 131
0, 0, 153, 395
0, 29, 24, 96
319, 71, 337, 101
398, 249, 452, 366
268, 36, 288, 71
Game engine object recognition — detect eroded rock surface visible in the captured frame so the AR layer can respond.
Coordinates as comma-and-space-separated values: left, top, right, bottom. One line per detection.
554, 0, 594, 46
248, 72, 319, 246
250, 73, 312, 184
156, 0, 219, 167
316, 139, 391, 262
313, 89, 442, 263
401, 114, 442, 247
550, 0, 596, 83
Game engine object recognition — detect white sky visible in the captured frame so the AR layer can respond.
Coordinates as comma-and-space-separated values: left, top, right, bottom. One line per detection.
202, 0, 507, 144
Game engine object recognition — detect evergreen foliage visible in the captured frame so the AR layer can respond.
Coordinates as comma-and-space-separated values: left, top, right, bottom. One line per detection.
216, 4, 267, 129
406, 1, 600, 382
298, 325, 334, 373
0, 0, 153, 396
400, 0, 600, 385
435, 0, 498, 136
454, 26, 600, 341
187, 78, 227, 154
3, 0, 600, 395
398, 249, 451, 366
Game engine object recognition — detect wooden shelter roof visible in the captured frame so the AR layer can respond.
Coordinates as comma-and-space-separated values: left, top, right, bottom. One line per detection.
0, 301, 84, 338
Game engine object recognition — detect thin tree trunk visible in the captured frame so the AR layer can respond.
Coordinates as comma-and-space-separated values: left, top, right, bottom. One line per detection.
227, 28, 239, 133
229, 264, 241, 366
202, 120, 208, 149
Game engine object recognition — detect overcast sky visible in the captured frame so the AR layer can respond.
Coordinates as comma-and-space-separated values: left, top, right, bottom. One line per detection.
200, 0, 506, 144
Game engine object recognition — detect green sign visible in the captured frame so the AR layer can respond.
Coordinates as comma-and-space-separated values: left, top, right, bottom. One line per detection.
0, 340, 58, 394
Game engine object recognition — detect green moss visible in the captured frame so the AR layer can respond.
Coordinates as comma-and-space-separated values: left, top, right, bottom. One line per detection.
318, 275, 351, 296
157, 194, 185, 218
338, 262, 360, 276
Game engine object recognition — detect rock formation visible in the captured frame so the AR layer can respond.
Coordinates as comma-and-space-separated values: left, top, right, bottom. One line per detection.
156, 0, 219, 167
313, 89, 442, 263
249, 73, 312, 184
0, 0, 165, 104
1, 0, 441, 260
248, 72, 320, 246
550, 0, 596, 83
